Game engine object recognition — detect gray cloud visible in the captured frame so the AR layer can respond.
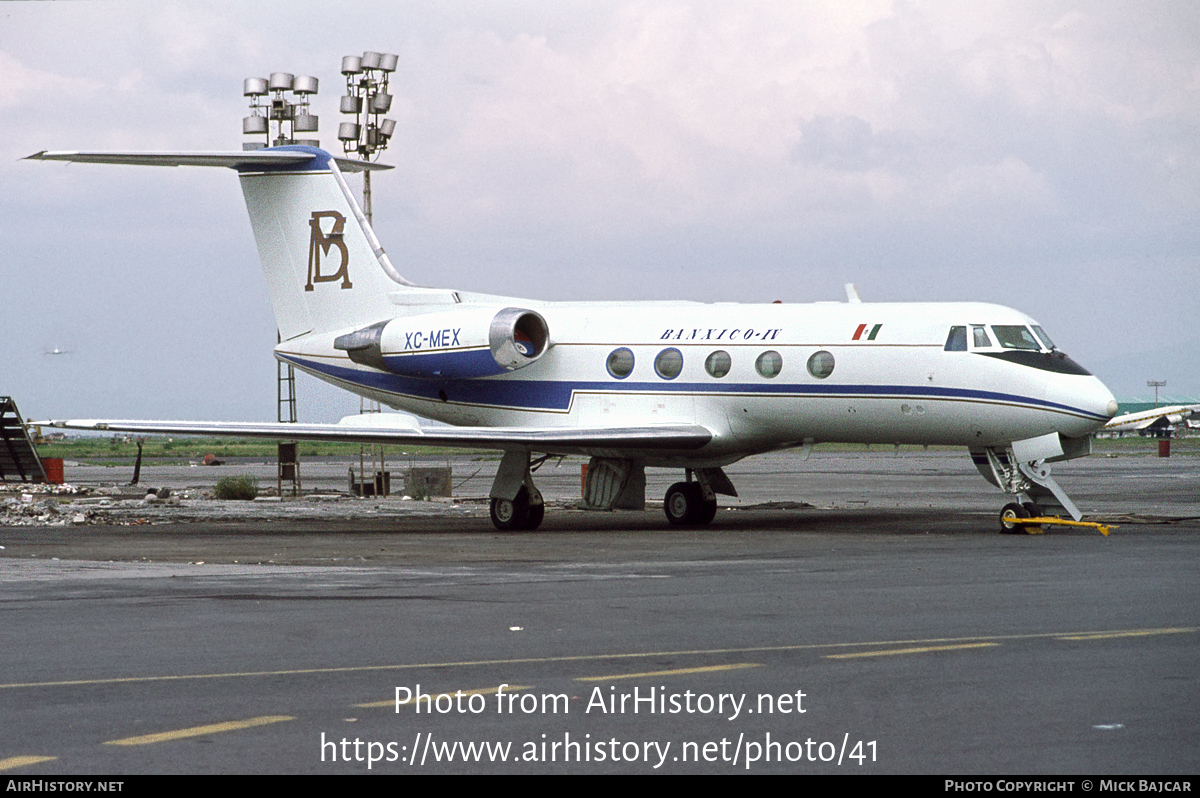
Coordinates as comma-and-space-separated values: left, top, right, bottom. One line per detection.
3, 0, 1196, 421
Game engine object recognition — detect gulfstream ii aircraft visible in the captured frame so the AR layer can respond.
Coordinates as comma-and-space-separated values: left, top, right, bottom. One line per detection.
30, 145, 1118, 532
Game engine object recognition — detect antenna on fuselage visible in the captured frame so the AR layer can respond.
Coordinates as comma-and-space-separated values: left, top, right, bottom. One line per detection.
845, 283, 862, 304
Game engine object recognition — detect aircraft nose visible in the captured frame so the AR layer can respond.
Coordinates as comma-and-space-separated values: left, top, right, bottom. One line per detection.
1091, 377, 1119, 421
1046, 374, 1118, 435
1085, 378, 1119, 424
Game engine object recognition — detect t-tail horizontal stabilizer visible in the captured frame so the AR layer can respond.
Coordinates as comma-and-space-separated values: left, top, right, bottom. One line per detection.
24, 149, 393, 173
27, 146, 411, 340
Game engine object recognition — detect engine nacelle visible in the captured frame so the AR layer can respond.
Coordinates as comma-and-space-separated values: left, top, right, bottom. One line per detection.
334, 307, 550, 379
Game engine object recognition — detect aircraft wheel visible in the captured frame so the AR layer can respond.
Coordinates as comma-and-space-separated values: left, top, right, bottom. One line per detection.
522, 502, 545, 531
664, 482, 698, 525
1020, 502, 1045, 533
490, 487, 531, 531
999, 502, 1030, 534
695, 496, 718, 526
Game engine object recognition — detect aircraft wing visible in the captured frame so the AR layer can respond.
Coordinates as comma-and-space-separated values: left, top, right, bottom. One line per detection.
43, 419, 713, 456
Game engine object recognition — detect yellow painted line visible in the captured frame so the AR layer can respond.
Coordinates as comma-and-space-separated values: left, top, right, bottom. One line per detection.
0, 756, 57, 771
5, 628, 1194, 691
827, 643, 999, 659
576, 663, 759, 682
1057, 628, 1195, 641
104, 715, 294, 746
357, 685, 532, 709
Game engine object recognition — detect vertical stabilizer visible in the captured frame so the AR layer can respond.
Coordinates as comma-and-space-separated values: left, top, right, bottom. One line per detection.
236, 147, 413, 339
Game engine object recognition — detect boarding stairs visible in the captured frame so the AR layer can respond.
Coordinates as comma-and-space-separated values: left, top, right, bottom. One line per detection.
0, 397, 48, 483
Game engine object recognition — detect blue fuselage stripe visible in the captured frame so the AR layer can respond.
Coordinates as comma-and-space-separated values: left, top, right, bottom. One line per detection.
280, 354, 1106, 420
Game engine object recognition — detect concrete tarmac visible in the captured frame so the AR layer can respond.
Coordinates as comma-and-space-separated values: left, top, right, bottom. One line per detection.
1, 449, 1197, 775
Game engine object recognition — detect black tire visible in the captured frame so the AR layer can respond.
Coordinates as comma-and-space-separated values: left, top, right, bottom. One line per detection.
521, 502, 545, 531
490, 487, 530, 531
695, 496, 718, 526
664, 482, 697, 525
999, 502, 1030, 534
1020, 502, 1045, 533
665, 482, 716, 526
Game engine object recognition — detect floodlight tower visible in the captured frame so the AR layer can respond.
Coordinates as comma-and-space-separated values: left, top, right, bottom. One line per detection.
337, 51, 398, 222
242, 73, 320, 150
242, 69, 322, 428
338, 51, 399, 495
1148, 380, 1166, 408
242, 71, 320, 495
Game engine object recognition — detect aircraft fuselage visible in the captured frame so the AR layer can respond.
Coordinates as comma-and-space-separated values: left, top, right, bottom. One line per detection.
278, 298, 1115, 467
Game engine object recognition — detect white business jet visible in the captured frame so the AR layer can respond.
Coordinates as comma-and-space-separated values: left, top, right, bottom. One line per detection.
29, 146, 1118, 532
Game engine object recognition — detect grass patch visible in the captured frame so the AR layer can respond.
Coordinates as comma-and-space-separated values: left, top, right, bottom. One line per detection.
214, 475, 259, 501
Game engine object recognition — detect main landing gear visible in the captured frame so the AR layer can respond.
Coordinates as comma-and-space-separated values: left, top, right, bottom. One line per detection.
489, 486, 545, 531
662, 468, 736, 526
664, 482, 718, 526
488, 453, 740, 531
489, 451, 546, 531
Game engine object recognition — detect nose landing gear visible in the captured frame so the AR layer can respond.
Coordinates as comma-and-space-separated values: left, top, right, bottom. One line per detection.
998, 501, 1116, 536
974, 442, 1116, 535
999, 502, 1042, 534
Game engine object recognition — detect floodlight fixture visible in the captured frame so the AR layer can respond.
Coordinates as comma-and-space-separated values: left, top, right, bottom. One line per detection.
243, 77, 268, 96
338, 50, 398, 162
242, 71, 320, 150
1147, 380, 1166, 407
293, 75, 319, 95
338, 50, 399, 223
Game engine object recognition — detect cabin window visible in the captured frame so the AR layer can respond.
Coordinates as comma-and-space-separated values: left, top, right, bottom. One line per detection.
992, 325, 1041, 351
705, 350, 731, 378
807, 350, 835, 379
756, 350, 783, 378
944, 326, 967, 351
654, 348, 683, 380
606, 348, 634, 379
971, 325, 992, 348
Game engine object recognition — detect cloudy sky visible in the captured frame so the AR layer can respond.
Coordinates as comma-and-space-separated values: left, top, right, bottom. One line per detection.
3, 0, 1198, 424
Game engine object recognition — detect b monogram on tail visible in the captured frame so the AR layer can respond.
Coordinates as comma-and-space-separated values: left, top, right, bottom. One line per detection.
305, 210, 352, 291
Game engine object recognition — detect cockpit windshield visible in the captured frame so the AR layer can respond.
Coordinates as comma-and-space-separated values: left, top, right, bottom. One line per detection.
1031, 325, 1056, 350
945, 324, 1045, 352
991, 325, 1041, 351
942, 322, 1090, 375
